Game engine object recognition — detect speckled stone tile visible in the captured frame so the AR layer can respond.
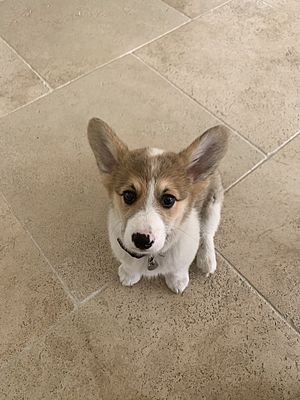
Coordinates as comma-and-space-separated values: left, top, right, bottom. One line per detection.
266, 0, 300, 16
0, 259, 299, 399
217, 135, 300, 331
0, 55, 262, 301
0, 38, 48, 117
163, 0, 230, 18
136, 0, 300, 153
0, 196, 73, 368
0, 0, 187, 88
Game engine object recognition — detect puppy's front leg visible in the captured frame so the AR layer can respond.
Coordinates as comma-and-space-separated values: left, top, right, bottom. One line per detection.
197, 236, 217, 275
164, 209, 199, 294
197, 191, 223, 276
165, 267, 190, 294
118, 263, 142, 287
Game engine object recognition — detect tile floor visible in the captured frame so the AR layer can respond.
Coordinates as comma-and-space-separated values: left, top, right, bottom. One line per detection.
0, 0, 299, 398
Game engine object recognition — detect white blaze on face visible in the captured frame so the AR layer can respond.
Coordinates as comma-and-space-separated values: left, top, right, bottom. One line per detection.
148, 147, 165, 156
124, 179, 166, 253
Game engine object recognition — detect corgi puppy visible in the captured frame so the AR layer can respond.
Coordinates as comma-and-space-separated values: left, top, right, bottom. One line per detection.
87, 118, 229, 294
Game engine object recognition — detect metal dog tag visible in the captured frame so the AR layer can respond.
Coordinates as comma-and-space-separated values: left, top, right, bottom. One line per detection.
148, 257, 158, 271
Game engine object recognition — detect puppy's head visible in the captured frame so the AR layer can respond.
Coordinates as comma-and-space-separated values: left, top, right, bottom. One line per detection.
88, 118, 228, 256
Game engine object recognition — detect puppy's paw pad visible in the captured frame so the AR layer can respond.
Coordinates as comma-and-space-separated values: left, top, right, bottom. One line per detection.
118, 265, 141, 287
165, 274, 189, 294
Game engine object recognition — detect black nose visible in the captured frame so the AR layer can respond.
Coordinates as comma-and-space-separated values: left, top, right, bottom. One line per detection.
132, 233, 154, 250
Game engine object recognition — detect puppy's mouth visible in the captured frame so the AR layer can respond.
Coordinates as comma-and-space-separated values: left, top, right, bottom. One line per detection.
117, 238, 146, 259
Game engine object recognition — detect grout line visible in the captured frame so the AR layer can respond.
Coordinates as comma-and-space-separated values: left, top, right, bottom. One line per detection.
225, 157, 267, 192
216, 250, 300, 336
25, 231, 79, 307
134, 51, 299, 161
161, 1, 191, 19
0, 54, 128, 121
54, 53, 134, 92
0, 48, 136, 121
0, 191, 78, 308
0, 19, 191, 121
0, 90, 52, 120
187, 99, 267, 156
260, 0, 276, 8
193, 0, 235, 20
132, 53, 267, 157
79, 284, 109, 305
0, 36, 52, 91
225, 129, 300, 192
266, 129, 300, 157
54, 18, 191, 92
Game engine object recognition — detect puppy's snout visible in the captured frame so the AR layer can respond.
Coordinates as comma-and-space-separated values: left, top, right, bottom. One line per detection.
132, 233, 154, 250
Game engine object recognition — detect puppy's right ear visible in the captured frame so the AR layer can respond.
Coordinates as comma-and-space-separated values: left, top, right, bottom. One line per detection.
87, 118, 128, 174
180, 125, 229, 182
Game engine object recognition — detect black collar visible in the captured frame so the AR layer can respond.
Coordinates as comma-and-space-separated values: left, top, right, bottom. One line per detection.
117, 238, 146, 259
117, 238, 160, 271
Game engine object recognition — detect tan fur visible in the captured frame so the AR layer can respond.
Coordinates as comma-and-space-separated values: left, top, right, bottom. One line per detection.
102, 148, 200, 229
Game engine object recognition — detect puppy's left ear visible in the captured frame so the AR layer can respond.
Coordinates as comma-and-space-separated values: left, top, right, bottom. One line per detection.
180, 125, 229, 182
87, 117, 128, 174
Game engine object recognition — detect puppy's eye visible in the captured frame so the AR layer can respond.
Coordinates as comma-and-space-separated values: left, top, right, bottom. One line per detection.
160, 194, 176, 209
122, 190, 137, 205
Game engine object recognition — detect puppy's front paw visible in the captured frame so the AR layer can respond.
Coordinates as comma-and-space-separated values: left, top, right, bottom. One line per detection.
165, 273, 189, 294
118, 264, 141, 287
197, 248, 217, 277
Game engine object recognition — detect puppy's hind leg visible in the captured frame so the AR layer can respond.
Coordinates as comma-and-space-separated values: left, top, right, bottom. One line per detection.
197, 190, 223, 276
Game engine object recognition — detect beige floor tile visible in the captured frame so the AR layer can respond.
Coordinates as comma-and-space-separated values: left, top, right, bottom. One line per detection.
136, 0, 300, 153
0, 38, 48, 117
163, 0, 230, 18
0, 196, 73, 368
1, 259, 299, 399
0, 55, 262, 301
0, 0, 187, 88
266, 0, 300, 16
216, 135, 300, 331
